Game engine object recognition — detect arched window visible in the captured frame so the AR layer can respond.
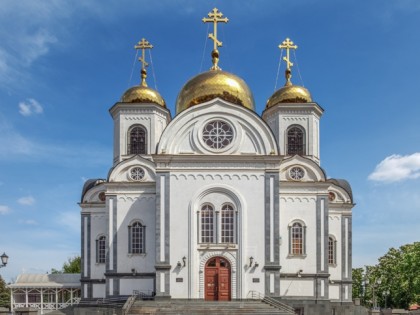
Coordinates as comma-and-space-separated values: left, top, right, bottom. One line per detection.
128, 126, 147, 155
289, 222, 306, 255
129, 221, 145, 254
96, 235, 106, 263
287, 126, 305, 155
328, 236, 337, 265
201, 205, 214, 243
221, 204, 235, 243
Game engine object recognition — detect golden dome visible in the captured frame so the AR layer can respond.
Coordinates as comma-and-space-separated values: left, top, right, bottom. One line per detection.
176, 69, 255, 114
266, 83, 312, 108
121, 84, 166, 107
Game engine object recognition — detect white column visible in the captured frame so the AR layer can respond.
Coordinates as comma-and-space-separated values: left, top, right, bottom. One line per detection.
160, 175, 165, 262
320, 199, 325, 271
83, 216, 88, 276
345, 218, 349, 278
160, 273, 165, 293
25, 288, 28, 307
55, 289, 58, 310
40, 288, 43, 315
269, 176, 274, 262
269, 273, 274, 293
109, 198, 114, 270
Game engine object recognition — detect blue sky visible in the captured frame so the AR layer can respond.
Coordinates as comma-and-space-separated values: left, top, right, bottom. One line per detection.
1, 0, 420, 282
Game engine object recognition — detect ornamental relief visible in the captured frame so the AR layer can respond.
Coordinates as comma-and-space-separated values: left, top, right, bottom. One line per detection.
280, 196, 316, 203
125, 116, 151, 121
165, 162, 270, 169
282, 117, 308, 122
170, 173, 264, 180
117, 195, 156, 202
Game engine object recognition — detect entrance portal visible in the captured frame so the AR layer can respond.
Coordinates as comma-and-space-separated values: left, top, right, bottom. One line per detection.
204, 257, 231, 301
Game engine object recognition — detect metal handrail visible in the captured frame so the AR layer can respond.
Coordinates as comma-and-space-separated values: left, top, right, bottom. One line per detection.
247, 290, 296, 314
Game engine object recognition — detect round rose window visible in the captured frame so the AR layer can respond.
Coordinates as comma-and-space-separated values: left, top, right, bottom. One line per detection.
130, 167, 145, 181
289, 167, 305, 180
202, 120, 234, 150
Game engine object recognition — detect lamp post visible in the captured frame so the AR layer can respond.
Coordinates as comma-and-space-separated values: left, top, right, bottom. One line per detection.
383, 290, 390, 309
0, 252, 8, 268
373, 278, 382, 309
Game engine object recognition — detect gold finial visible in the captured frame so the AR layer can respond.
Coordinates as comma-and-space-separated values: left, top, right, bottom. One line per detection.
279, 38, 298, 86
202, 8, 229, 70
134, 38, 153, 87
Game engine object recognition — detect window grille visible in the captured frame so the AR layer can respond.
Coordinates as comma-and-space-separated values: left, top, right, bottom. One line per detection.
128, 126, 147, 154
287, 126, 305, 155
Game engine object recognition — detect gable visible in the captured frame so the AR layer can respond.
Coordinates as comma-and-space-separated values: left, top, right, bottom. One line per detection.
157, 98, 278, 155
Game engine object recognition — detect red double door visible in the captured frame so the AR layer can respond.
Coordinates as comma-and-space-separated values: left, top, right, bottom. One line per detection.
204, 257, 231, 301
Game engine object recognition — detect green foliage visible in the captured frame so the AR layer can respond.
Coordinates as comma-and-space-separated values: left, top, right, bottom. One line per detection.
354, 242, 420, 309
0, 275, 10, 309
352, 267, 364, 300
51, 255, 81, 274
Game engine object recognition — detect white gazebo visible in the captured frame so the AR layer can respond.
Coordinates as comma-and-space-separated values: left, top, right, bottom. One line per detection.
8, 274, 81, 314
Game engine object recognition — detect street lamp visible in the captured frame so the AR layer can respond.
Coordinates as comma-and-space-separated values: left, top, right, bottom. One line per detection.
0, 252, 8, 268
383, 290, 390, 309
373, 278, 382, 309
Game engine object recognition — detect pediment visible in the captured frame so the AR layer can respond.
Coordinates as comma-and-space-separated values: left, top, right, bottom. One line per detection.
108, 155, 156, 183
280, 155, 326, 182
157, 99, 278, 155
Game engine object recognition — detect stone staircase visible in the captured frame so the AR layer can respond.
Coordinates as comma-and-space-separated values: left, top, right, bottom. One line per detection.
127, 299, 296, 315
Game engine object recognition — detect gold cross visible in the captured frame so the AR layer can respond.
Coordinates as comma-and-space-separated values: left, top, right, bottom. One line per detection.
134, 38, 153, 86
202, 8, 229, 51
279, 38, 298, 71
135, 38, 153, 71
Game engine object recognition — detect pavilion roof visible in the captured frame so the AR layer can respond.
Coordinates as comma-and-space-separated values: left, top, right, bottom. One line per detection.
8, 273, 81, 288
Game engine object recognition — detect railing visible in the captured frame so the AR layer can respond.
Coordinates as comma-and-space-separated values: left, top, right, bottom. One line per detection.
247, 290, 296, 314
13, 297, 81, 311
122, 290, 155, 315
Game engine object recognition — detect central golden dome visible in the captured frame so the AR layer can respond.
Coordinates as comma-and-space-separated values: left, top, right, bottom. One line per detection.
176, 69, 255, 114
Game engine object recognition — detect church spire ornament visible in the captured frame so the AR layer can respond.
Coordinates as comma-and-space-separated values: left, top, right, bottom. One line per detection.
279, 38, 298, 86
202, 8, 229, 70
134, 38, 153, 87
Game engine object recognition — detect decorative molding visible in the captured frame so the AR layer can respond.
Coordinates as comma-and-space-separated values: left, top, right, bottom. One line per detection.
170, 173, 264, 180
280, 196, 316, 203
117, 195, 156, 202
282, 117, 309, 122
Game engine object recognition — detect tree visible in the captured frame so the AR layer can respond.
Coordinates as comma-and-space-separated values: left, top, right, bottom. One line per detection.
0, 275, 10, 309
353, 242, 420, 309
352, 267, 364, 301
51, 255, 81, 274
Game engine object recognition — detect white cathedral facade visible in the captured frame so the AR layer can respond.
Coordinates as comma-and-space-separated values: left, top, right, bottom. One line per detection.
79, 10, 354, 311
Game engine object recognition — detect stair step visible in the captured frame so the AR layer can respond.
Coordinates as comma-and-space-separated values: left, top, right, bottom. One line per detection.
128, 299, 294, 315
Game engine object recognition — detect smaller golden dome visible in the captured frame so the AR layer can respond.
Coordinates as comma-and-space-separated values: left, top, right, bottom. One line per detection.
121, 85, 166, 107
176, 70, 255, 114
266, 84, 312, 108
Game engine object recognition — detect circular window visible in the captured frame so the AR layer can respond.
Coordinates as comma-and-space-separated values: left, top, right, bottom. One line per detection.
289, 167, 305, 180
130, 167, 145, 181
98, 192, 106, 202
329, 192, 336, 201
202, 120, 234, 150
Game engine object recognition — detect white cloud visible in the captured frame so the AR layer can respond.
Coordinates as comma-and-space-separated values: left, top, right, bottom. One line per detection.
0, 205, 11, 215
18, 99, 44, 116
19, 219, 38, 225
18, 196, 36, 206
368, 153, 420, 182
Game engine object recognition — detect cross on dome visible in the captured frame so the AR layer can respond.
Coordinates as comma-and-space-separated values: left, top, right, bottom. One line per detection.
134, 38, 154, 87
279, 38, 298, 85
202, 8, 229, 70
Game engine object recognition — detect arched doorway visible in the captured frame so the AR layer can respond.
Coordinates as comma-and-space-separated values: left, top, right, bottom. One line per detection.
204, 257, 231, 301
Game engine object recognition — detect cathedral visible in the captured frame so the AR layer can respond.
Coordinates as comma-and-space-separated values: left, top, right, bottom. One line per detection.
79, 8, 354, 311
